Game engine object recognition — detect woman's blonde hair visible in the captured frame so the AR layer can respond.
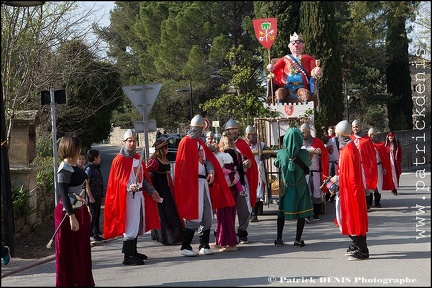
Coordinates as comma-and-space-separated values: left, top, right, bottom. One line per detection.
219, 132, 235, 150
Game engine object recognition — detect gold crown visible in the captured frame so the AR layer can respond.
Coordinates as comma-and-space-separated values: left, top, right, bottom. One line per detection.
290, 32, 303, 42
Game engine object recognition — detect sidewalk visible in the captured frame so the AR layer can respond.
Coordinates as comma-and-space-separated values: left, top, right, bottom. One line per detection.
1, 167, 430, 287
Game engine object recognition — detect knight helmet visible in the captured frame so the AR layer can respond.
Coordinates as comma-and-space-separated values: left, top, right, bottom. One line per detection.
225, 119, 239, 130
336, 120, 352, 136
123, 129, 137, 142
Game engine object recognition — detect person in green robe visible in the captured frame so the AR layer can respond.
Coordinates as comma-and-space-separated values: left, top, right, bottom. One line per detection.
273, 127, 313, 247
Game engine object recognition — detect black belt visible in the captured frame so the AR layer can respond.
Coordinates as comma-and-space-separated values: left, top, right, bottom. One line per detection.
198, 175, 207, 179
377, 162, 382, 165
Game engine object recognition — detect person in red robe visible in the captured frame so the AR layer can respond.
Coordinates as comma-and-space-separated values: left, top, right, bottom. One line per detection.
351, 119, 378, 210
104, 129, 162, 265
385, 132, 403, 195
224, 119, 259, 244
368, 128, 395, 207
174, 114, 234, 257
331, 120, 369, 261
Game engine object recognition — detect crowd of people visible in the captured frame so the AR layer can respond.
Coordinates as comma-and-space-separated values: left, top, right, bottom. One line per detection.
44, 31, 405, 287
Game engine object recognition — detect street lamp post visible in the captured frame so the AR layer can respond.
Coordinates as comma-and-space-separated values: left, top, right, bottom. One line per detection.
175, 81, 193, 120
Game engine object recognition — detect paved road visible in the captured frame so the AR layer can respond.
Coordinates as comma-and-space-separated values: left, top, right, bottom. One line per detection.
1, 144, 430, 287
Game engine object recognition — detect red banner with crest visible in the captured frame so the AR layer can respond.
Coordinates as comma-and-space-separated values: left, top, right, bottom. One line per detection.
252, 18, 277, 50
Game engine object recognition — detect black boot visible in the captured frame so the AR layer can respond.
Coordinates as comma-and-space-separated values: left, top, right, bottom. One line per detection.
365, 195, 371, 210
133, 237, 148, 260
180, 228, 195, 251
392, 189, 398, 195
198, 229, 214, 254
349, 236, 369, 260
374, 191, 382, 208
122, 240, 144, 265
251, 202, 259, 222
258, 201, 264, 215
312, 204, 321, 220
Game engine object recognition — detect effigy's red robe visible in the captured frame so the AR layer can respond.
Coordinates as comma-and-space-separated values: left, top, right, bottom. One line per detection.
234, 138, 259, 206
373, 141, 395, 191
174, 136, 234, 220
272, 54, 317, 91
336, 141, 368, 236
104, 153, 160, 239
351, 134, 378, 190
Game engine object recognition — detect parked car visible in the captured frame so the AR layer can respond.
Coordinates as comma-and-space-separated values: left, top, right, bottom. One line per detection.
155, 133, 185, 161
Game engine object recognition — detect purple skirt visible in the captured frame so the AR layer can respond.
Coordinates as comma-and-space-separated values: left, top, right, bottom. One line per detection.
55, 202, 94, 287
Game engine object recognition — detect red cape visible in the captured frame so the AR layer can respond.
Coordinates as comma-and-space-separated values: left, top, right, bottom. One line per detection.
273, 54, 317, 89
336, 141, 368, 236
311, 137, 329, 192
174, 136, 234, 220
235, 138, 259, 206
104, 153, 160, 239
351, 134, 378, 190
373, 142, 395, 191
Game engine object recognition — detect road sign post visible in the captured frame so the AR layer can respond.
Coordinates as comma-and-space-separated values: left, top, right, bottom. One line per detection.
122, 83, 162, 162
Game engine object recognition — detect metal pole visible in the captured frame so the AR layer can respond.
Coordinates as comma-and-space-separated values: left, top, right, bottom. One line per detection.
50, 87, 59, 205
141, 84, 150, 163
189, 81, 193, 119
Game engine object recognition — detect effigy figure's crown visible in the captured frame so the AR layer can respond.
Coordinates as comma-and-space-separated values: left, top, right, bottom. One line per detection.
290, 32, 303, 42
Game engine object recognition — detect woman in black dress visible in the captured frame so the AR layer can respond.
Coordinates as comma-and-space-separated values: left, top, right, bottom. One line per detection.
147, 139, 183, 245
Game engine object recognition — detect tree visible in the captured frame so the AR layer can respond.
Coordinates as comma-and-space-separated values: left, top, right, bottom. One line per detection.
1, 1, 123, 149
385, 1, 419, 130
300, 1, 344, 134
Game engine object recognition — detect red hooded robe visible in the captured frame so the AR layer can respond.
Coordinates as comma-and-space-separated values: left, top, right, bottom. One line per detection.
174, 136, 234, 220
104, 153, 160, 239
336, 141, 368, 236
373, 141, 395, 191
351, 134, 378, 190
234, 138, 259, 206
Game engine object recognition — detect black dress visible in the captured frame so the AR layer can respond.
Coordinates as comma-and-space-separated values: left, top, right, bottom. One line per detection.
147, 157, 183, 245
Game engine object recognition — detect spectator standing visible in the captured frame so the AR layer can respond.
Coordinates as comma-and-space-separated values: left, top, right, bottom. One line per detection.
273, 127, 313, 247
55, 136, 94, 286
85, 149, 105, 243
104, 129, 162, 265
385, 132, 403, 195
147, 138, 183, 245
331, 120, 369, 260
174, 115, 234, 257
300, 123, 328, 221
224, 119, 258, 244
